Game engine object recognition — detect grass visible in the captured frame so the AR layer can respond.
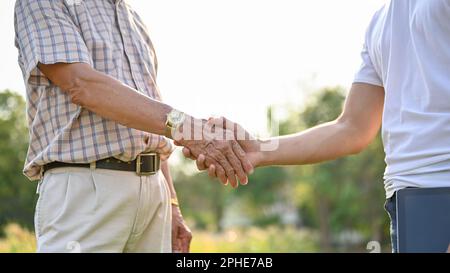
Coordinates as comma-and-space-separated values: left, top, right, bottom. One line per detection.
191, 226, 318, 253
0, 224, 36, 253
0, 224, 317, 253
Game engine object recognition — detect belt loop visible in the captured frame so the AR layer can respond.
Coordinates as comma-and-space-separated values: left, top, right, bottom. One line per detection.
90, 161, 96, 171
36, 167, 45, 194
36, 179, 43, 194
39, 166, 44, 178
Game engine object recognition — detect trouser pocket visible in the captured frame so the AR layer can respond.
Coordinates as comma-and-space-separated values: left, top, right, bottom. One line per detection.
384, 194, 398, 253
34, 171, 71, 246
34, 179, 45, 239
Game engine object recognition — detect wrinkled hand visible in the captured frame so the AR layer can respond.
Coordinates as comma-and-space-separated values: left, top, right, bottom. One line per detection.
174, 118, 254, 188
172, 205, 192, 253
182, 117, 263, 181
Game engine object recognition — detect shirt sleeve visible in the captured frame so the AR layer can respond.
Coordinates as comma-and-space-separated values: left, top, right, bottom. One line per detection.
353, 11, 384, 87
353, 42, 383, 87
14, 0, 92, 86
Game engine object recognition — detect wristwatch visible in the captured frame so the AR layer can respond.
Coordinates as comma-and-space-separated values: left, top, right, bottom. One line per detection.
171, 198, 180, 207
165, 109, 186, 139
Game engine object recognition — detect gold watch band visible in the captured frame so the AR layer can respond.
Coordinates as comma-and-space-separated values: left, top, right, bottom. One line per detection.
171, 198, 180, 207
164, 125, 174, 139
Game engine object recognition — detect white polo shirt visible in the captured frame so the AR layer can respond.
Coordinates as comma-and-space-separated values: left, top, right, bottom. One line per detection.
354, 0, 450, 198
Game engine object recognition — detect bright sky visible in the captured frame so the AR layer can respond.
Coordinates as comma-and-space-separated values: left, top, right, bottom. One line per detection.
0, 0, 386, 134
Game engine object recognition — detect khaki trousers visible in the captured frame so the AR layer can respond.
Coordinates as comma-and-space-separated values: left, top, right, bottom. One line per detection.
34, 167, 172, 253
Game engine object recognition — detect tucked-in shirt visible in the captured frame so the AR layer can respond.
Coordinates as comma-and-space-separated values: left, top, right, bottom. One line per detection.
354, 0, 450, 198
14, 0, 172, 180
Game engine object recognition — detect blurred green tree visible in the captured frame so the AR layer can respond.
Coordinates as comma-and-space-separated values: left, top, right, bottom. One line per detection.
172, 157, 288, 231
279, 87, 388, 251
0, 90, 34, 234
172, 160, 232, 232
174, 86, 388, 252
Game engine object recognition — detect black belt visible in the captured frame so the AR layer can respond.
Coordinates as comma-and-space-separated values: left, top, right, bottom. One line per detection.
43, 153, 161, 176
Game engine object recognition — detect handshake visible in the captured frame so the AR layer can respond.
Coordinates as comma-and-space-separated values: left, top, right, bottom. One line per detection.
168, 114, 264, 188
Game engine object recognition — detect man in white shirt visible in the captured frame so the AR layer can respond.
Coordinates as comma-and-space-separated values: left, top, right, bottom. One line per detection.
183, 0, 450, 252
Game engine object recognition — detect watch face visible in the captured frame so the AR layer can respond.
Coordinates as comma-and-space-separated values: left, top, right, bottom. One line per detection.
168, 110, 185, 127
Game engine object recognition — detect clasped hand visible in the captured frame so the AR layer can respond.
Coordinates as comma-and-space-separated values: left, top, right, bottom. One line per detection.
174, 117, 262, 188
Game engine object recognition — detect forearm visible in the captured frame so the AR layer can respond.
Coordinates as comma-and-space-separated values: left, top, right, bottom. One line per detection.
257, 83, 384, 167
82, 78, 172, 135
39, 63, 173, 136
259, 120, 365, 166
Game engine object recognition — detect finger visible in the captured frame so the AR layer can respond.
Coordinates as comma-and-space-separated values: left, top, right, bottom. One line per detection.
217, 155, 237, 188
182, 147, 196, 160
181, 239, 188, 253
210, 117, 253, 171
204, 118, 216, 133
226, 169, 238, 188
196, 154, 207, 170
219, 118, 255, 176
206, 145, 237, 187
225, 171, 238, 188
182, 147, 190, 157
208, 164, 217, 178
183, 233, 192, 253
181, 232, 192, 253
203, 157, 225, 183
174, 140, 183, 146
231, 141, 254, 178
214, 116, 232, 132
220, 116, 238, 135
172, 227, 180, 253
215, 116, 254, 141
225, 144, 248, 186
177, 226, 188, 253
173, 241, 182, 253
206, 117, 215, 125
184, 242, 190, 253
205, 146, 230, 185
215, 164, 228, 185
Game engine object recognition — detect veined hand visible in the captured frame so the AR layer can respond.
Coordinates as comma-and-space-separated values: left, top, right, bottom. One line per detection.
180, 117, 264, 186
174, 117, 255, 188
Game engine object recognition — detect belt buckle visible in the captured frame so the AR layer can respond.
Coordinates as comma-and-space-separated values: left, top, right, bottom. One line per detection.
136, 152, 159, 176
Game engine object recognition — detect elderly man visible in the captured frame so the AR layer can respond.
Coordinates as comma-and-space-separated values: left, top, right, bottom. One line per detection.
185, 0, 450, 253
14, 0, 252, 253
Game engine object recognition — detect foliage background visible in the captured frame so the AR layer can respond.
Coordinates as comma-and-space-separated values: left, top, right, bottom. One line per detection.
0, 87, 390, 253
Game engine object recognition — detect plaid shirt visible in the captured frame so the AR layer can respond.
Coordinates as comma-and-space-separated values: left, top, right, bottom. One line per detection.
14, 0, 173, 180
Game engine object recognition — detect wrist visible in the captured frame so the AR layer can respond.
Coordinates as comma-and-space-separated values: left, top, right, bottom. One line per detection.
255, 138, 276, 167
165, 109, 189, 140
171, 114, 192, 143
258, 151, 272, 167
